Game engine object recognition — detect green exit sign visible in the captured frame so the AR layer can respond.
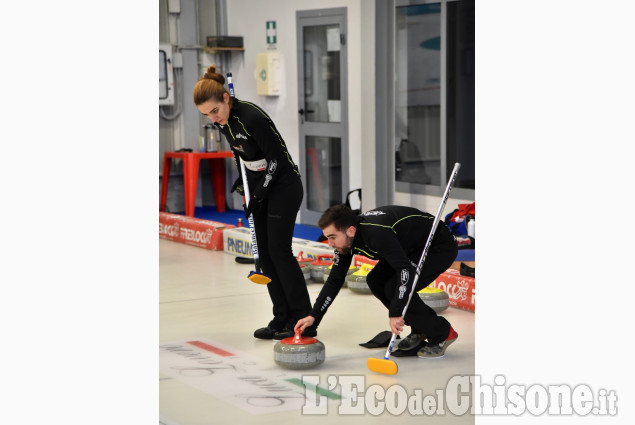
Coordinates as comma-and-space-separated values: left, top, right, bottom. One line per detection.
266, 21, 277, 45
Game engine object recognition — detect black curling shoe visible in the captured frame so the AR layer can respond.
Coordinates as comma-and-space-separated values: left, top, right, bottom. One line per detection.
253, 325, 280, 340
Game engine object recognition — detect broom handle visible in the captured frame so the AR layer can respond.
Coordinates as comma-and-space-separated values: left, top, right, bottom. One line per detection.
382, 163, 461, 360
239, 158, 262, 267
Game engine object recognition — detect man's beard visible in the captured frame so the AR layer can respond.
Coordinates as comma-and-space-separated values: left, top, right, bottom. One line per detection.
338, 235, 355, 255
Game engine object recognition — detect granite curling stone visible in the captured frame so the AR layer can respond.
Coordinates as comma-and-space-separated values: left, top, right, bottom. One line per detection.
296, 251, 314, 282
299, 263, 311, 282
323, 263, 358, 287
308, 254, 333, 283
273, 330, 325, 370
418, 286, 450, 313
347, 263, 374, 294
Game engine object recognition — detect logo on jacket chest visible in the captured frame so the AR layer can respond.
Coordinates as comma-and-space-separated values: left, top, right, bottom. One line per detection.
362, 210, 387, 217
236, 133, 248, 140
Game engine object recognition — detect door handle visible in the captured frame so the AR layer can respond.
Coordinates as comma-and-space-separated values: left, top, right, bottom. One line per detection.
299, 108, 315, 123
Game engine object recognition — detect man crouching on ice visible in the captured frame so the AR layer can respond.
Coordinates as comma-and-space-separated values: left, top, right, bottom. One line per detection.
294, 204, 459, 358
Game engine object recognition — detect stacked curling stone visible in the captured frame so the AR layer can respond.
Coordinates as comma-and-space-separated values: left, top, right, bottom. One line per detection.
308, 254, 334, 283
299, 264, 311, 282
417, 286, 450, 313
296, 251, 313, 282
347, 263, 375, 294
323, 263, 358, 287
273, 329, 325, 370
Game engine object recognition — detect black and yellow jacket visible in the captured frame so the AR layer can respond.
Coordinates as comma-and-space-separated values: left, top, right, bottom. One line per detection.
216, 98, 300, 200
310, 205, 456, 323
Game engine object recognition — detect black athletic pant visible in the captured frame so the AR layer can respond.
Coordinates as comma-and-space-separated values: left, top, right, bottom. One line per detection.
251, 172, 312, 330
366, 228, 458, 344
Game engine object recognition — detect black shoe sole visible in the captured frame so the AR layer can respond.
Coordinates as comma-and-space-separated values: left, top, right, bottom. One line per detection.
254, 327, 279, 340
254, 334, 275, 340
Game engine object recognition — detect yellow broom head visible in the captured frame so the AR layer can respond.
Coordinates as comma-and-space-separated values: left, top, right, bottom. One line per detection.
367, 357, 398, 375
248, 271, 271, 285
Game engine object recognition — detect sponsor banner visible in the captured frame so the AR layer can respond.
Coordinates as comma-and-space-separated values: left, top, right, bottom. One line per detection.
431, 269, 475, 312
223, 227, 253, 257
223, 228, 333, 259
159, 212, 231, 250
291, 239, 333, 260
159, 339, 342, 415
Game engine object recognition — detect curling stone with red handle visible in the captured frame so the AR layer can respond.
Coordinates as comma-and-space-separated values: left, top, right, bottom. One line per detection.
299, 263, 311, 282
296, 251, 314, 282
273, 329, 325, 370
308, 254, 334, 283
296, 251, 314, 266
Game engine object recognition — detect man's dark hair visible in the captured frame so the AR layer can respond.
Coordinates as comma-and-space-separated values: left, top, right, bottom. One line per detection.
318, 204, 359, 231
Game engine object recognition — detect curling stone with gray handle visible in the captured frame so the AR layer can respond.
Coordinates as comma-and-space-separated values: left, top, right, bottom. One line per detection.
273, 330, 325, 370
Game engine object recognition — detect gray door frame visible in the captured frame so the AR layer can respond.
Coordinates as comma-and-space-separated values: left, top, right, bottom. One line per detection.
296, 7, 349, 226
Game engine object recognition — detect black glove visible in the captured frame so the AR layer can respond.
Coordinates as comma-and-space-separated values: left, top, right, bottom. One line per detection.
230, 177, 245, 196
243, 196, 261, 219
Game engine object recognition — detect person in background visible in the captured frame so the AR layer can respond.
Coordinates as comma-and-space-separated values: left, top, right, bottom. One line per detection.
193, 66, 314, 340
295, 204, 458, 358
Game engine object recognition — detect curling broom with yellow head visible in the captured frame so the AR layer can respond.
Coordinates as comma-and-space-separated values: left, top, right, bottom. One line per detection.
367, 162, 461, 375
239, 157, 271, 285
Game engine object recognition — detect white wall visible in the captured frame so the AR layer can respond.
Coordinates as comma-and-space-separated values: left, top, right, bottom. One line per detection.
214, 0, 363, 221
215, 0, 472, 221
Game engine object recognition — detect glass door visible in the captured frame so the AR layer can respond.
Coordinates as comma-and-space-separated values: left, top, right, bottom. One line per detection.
296, 8, 348, 226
